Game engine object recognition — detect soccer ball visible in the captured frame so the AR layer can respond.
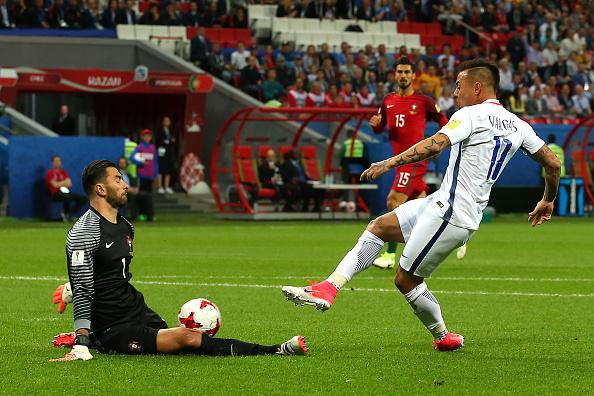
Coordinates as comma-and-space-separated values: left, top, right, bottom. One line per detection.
178, 298, 221, 336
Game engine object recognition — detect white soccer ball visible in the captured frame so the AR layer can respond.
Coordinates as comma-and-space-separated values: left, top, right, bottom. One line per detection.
178, 298, 221, 336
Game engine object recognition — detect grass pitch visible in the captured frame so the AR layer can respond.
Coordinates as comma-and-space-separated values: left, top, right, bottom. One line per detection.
0, 214, 593, 395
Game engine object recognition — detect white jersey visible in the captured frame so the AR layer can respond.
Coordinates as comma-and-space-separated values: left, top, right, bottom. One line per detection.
431, 99, 545, 230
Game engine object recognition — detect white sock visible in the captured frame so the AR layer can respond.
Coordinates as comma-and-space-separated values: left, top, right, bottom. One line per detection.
404, 283, 448, 341
328, 230, 384, 288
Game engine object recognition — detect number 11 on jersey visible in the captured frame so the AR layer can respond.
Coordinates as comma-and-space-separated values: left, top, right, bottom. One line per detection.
121, 258, 126, 279
487, 136, 512, 181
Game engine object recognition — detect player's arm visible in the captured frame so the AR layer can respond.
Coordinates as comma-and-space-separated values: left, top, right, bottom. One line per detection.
51, 232, 98, 362
527, 144, 561, 227
369, 98, 387, 133
425, 95, 449, 128
361, 133, 451, 181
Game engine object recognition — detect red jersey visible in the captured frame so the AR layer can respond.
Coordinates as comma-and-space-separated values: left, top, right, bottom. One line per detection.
372, 92, 448, 156
46, 168, 69, 195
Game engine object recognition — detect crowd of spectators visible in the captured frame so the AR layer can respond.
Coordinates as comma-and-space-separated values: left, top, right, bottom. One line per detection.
191, 0, 594, 122
0, 0, 246, 29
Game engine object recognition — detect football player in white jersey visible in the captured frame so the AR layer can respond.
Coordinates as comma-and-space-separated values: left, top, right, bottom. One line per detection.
282, 59, 561, 351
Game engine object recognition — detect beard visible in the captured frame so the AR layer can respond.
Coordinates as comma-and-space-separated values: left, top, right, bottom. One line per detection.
106, 188, 128, 208
398, 80, 411, 90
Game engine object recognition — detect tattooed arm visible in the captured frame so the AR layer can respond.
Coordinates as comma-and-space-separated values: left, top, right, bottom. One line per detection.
360, 133, 451, 181
527, 144, 561, 227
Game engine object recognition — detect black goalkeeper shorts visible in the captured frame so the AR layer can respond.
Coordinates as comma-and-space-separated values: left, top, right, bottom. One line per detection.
96, 306, 168, 355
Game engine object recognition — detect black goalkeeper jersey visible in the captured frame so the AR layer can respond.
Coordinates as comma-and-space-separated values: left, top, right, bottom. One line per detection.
66, 207, 147, 333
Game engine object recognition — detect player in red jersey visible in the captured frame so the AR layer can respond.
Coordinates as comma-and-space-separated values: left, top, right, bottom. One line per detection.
369, 57, 449, 268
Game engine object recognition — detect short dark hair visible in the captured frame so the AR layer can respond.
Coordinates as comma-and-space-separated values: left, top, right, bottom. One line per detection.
395, 56, 415, 72
82, 159, 117, 196
457, 58, 500, 89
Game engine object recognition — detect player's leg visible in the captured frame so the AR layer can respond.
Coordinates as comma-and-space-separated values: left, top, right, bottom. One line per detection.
281, 198, 431, 310
374, 165, 425, 269
396, 210, 473, 351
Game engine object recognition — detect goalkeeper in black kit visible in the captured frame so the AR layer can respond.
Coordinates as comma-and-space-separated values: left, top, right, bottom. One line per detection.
50, 159, 308, 361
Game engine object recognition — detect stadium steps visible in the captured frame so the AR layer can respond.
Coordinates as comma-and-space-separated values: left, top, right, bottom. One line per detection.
153, 192, 216, 213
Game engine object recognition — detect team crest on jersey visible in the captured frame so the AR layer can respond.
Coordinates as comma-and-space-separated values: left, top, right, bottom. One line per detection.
409, 104, 417, 115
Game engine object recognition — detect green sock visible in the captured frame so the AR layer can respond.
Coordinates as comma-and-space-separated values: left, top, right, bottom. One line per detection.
387, 242, 397, 254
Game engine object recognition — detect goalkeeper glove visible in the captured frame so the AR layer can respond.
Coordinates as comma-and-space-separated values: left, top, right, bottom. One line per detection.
49, 334, 93, 362
52, 282, 73, 314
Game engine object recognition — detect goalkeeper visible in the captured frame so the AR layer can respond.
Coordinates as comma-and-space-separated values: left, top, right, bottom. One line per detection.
50, 159, 307, 362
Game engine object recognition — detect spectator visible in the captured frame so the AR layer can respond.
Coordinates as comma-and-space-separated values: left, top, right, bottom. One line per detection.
572, 84, 592, 118
46, 155, 86, 221
305, 81, 325, 106
374, 82, 385, 107
230, 41, 250, 74
48, 0, 66, 28
507, 2, 525, 32
184, 1, 201, 27
205, 42, 231, 81
64, 0, 83, 29
275, 56, 295, 88
262, 69, 285, 102
318, 43, 337, 67
155, 116, 177, 195
527, 89, 548, 116
292, 55, 305, 76
525, 20, 539, 46
279, 41, 294, 67
558, 84, 575, 115
139, 2, 160, 25
421, 44, 438, 68
159, 3, 182, 25
287, 77, 307, 107
339, 81, 354, 103
386, 0, 406, 22
52, 104, 76, 136
320, 56, 337, 85
258, 149, 291, 211
201, 1, 221, 27
302, 45, 319, 73
566, 52, 579, 77
528, 75, 546, 97
115, 0, 136, 25
276, 0, 299, 17
190, 26, 211, 67
224, 6, 247, 28
539, 27, 558, 48
305, 0, 325, 19
338, 52, 356, 78
437, 88, 455, 117
0, 0, 13, 28
509, 86, 527, 116
240, 55, 262, 99
479, 3, 497, 33
117, 156, 138, 221
437, 44, 456, 72
129, 129, 157, 222
81, 0, 102, 29
100, 0, 118, 29
507, 30, 526, 69
498, 58, 515, 96
539, 14, 558, 43
571, 63, 594, 89
543, 85, 564, 115
20, 0, 49, 28
355, 84, 375, 107
416, 65, 440, 99
351, 66, 365, 91
559, 28, 581, 58
279, 149, 322, 212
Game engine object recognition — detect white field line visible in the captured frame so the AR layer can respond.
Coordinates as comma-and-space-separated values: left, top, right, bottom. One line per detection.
1, 275, 594, 298
141, 274, 594, 283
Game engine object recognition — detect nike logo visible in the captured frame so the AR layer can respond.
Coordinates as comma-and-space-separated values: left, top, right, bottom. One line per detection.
387, 104, 394, 108
105, 242, 114, 248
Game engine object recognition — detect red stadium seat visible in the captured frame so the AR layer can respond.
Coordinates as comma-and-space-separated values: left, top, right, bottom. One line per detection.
411, 22, 427, 35
236, 146, 277, 200
139, 1, 150, 13
300, 145, 321, 181
257, 145, 274, 159
186, 26, 197, 40
234, 28, 254, 47
219, 28, 235, 47
397, 22, 411, 33
180, 2, 190, 13
279, 145, 295, 159
204, 28, 221, 44
531, 117, 548, 124
427, 23, 441, 35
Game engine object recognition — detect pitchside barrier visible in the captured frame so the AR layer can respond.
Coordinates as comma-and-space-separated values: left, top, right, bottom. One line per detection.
8, 136, 123, 218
